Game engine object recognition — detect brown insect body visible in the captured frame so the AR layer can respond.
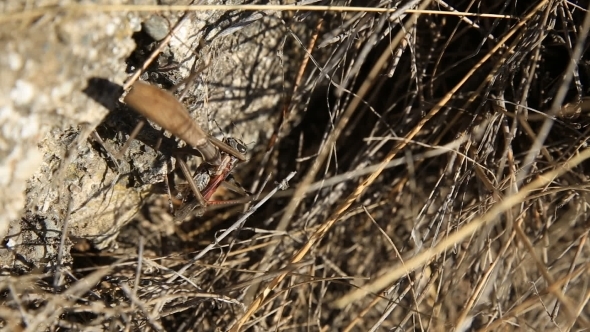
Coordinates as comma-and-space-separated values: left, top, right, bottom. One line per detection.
125, 81, 228, 165
123, 80, 248, 221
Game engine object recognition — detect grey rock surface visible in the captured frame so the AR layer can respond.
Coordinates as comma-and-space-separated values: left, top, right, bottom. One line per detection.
1, 1, 284, 269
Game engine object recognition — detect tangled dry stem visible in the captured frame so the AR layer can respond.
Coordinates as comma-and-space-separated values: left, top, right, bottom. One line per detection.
2, 0, 590, 331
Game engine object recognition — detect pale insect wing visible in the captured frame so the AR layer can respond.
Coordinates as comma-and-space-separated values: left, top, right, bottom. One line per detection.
207, 135, 247, 161
173, 201, 207, 222
195, 172, 211, 191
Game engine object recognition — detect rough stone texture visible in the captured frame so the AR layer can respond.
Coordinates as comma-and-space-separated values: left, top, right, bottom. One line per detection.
0, 0, 285, 269
0, 0, 139, 269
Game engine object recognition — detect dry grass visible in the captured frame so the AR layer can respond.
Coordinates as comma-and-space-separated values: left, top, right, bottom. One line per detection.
3, 0, 590, 331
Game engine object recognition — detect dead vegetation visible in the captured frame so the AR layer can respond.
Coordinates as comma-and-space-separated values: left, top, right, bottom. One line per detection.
2, 0, 590, 331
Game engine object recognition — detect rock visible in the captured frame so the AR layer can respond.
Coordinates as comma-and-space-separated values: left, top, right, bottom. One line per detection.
1, 0, 284, 269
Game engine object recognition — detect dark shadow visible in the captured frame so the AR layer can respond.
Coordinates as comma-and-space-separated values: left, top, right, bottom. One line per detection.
82, 77, 124, 113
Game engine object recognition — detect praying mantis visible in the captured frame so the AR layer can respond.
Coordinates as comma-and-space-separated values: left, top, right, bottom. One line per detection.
123, 80, 248, 221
